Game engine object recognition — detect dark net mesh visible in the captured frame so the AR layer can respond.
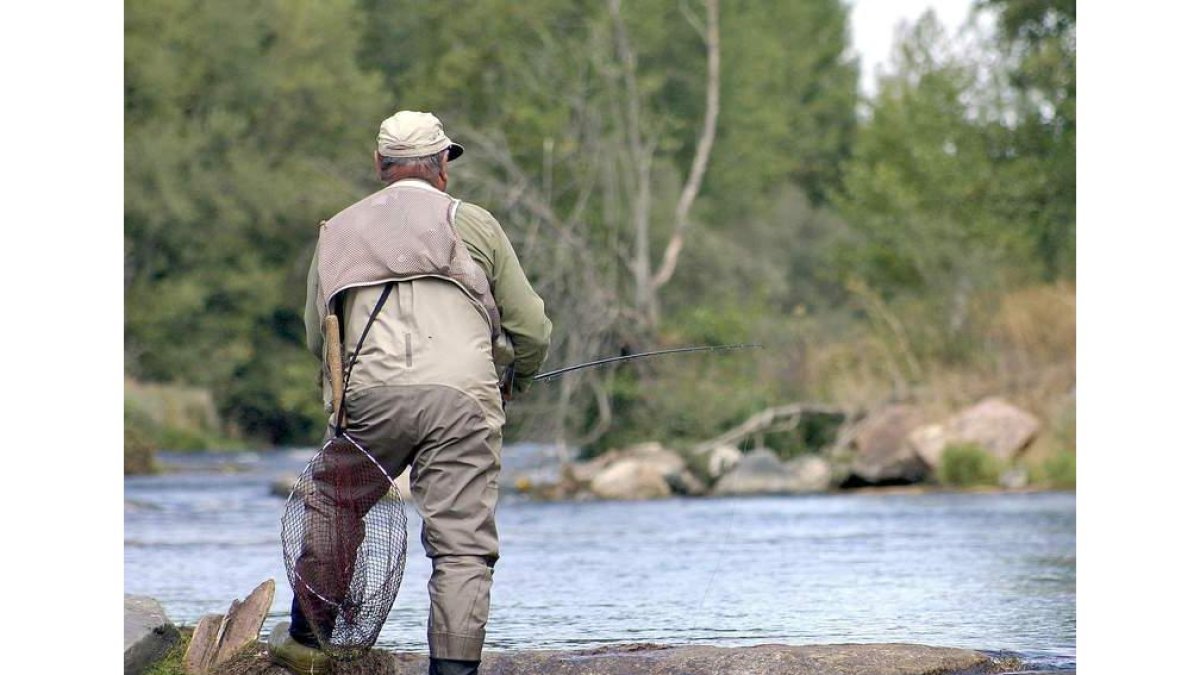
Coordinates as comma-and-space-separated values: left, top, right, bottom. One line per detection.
281, 435, 408, 660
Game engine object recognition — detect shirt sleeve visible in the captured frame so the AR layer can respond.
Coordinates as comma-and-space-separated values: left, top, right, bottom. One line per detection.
303, 244, 324, 360
453, 202, 553, 387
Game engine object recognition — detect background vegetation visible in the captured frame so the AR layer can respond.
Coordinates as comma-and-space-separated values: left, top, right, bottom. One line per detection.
124, 0, 1075, 461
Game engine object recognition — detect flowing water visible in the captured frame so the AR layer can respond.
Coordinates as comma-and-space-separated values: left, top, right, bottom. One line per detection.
124, 448, 1076, 671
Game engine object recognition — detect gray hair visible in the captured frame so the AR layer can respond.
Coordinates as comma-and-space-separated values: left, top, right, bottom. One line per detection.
379, 151, 445, 178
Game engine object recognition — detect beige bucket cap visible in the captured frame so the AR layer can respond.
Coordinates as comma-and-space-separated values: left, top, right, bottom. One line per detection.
377, 110, 464, 161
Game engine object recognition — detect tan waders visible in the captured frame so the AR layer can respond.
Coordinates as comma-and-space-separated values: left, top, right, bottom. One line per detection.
289, 278, 509, 673
343, 383, 502, 662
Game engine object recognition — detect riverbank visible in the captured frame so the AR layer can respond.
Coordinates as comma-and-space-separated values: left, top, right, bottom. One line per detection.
150, 637, 1033, 675
495, 393, 1072, 502
128, 580, 1069, 674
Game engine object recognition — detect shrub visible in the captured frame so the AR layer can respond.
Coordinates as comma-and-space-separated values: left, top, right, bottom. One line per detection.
125, 400, 158, 475
1036, 450, 1076, 489
936, 443, 1001, 487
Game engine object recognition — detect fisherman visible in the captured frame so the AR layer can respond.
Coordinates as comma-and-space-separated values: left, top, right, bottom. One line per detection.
269, 110, 553, 675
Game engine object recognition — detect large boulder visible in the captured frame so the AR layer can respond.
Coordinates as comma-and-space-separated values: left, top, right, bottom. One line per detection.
124, 595, 180, 674
908, 397, 1041, 468
713, 448, 826, 495
565, 452, 621, 486
269, 473, 298, 498
848, 405, 929, 484
786, 455, 834, 492
570, 443, 703, 498
704, 444, 742, 481
590, 458, 671, 500
183, 580, 275, 673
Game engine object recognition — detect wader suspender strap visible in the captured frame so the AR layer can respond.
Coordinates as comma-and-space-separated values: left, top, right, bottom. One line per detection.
334, 283, 394, 436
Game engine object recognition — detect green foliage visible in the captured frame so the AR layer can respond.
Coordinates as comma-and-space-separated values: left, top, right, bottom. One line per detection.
125, 401, 158, 475
705, 0, 857, 208
125, 395, 240, 453
837, 14, 1018, 301
837, 5, 1075, 316
125, 0, 386, 444
1033, 450, 1076, 489
937, 443, 1002, 487
980, 0, 1075, 280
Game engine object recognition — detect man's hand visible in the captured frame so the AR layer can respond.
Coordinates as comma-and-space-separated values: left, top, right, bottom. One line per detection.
499, 365, 516, 404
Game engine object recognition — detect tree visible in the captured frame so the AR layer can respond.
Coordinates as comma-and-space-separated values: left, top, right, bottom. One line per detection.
979, 0, 1075, 279
125, 0, 387, 443
836, 12, 1022, 334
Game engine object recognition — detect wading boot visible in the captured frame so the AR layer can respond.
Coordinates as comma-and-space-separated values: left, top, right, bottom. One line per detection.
268, 622, 331, 674
429, 657, 481, 675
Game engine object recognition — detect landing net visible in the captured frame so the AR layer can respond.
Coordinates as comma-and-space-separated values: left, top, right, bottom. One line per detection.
281, 434, 408, 660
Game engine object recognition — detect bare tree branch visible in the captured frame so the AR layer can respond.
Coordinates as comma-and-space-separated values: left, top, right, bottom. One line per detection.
653, 0, 720, 291
689, 401, 853, 458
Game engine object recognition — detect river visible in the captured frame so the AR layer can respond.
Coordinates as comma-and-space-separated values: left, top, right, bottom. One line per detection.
124, 447, 1076, 671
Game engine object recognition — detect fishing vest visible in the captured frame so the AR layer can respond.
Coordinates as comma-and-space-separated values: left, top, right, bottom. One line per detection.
316, 184, 501, 339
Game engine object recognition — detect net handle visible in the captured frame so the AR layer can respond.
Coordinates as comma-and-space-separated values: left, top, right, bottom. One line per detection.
324, 315, 344, 420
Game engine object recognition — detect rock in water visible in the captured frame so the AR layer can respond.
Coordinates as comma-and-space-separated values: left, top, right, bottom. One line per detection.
124, 595, 179, 674
182, 614, 224, 674
908, 398, 1041, 469
269, 473, 298, 498
574, 443, 703, 499
906, 424, 950, 470
786, 455, 834, 492
499, 443, 570, 495
213, 580, 275, 665
848, 405, 929, 484
476, 643, 1000, 675
705, 444, 743, 481
590, 458, 671, 500
183, 580, 276, 673
713, 448, 808, 495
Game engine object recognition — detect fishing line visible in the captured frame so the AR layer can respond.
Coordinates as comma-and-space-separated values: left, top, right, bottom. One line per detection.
693, 433, 755, 622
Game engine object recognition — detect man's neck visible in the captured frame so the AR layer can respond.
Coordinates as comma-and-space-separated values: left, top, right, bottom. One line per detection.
385, 177, 442, 191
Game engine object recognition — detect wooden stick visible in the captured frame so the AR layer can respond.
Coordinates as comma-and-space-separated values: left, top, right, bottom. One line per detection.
324, 315, 344, 419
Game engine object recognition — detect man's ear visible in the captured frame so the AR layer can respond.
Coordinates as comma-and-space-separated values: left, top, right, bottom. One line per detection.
374, 151, 386, 181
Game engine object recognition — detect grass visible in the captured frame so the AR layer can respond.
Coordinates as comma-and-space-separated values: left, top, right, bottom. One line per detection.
144, 629, 191, 675
125, 404, 159, 475
1032, 450, 1076, 489
125, 379, 247, 452
936, 443, 1002, 487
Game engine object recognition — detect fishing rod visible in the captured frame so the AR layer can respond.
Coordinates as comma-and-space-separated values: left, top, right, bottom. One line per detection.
533, 343, 763, 382
500, 343, 761, 401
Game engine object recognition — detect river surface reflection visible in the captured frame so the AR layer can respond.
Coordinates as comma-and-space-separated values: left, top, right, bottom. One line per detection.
124, 448, 1076, 670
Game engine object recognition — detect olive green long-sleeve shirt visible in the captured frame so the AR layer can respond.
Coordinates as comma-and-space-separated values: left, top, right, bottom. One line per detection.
304, 179, 552, 391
